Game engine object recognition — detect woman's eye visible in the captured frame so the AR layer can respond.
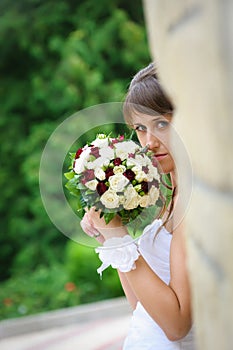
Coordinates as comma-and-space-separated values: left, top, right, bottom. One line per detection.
135, 125, 146, 132
156, 120, 169, 129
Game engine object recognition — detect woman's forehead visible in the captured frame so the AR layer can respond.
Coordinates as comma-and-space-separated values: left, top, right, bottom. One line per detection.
131, 112, 171, 124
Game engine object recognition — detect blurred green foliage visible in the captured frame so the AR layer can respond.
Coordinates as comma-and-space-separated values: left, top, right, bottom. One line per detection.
0, 245, 123, 319
0, 0, 150, 319
65, 242, 123, 302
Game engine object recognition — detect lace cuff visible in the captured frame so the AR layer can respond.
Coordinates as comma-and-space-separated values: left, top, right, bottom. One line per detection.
95, 235, 140, 277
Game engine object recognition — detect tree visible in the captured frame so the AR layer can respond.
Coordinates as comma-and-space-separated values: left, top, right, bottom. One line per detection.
0, 0, 150, 281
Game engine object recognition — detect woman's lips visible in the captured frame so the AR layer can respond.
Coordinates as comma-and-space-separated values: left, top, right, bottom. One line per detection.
155, 154, 168, 161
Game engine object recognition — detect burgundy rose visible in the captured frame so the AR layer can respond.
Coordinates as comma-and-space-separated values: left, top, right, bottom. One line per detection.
90, 146, 100, 158
113, 158, 122, 166
97, 181, 108, 195
75, 148, 83, 159
123, 169, 135, 181
141, 181, 148, 193
142, 166, 149, 174
111, 138, 118, 145
111, 135, 124, 145
105, 168, 114, 179
128, 153, 135, 158
151, 179, 159, 188
151, 156, 158, 167
81, 169, 95, 184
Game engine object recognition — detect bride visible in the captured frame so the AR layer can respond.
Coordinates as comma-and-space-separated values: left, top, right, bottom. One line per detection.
81, 63, 196, 349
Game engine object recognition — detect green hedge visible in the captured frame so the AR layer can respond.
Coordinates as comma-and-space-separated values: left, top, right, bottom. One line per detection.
0, 243, 123, 320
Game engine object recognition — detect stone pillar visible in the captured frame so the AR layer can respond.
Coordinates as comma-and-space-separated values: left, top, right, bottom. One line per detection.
143, 0, 233, 349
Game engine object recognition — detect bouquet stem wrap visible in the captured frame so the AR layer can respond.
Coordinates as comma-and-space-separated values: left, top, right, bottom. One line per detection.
95, 235, 140, 277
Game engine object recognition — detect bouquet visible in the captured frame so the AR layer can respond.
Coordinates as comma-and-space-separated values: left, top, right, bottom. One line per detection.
64, 134, 163, 229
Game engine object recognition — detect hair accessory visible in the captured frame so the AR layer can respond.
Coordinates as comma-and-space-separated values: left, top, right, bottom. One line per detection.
95, 235, 140, 277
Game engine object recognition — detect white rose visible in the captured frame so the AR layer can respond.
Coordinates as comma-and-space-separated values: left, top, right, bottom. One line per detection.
119, 141, 139, 154
127, 154, 146, 167
85, 179, 98, 191
148, 186, 160, 205
148, 164, 159, 180
144, 171, 153, 182
74, 158, 86, 174
92, 135, 109, 148
113, 165, 126, 174
100, 189, 120, 209
118, 195, 125, 205
86, 156, 105, 170
94, 168, 106, 180
73, 147, 91, 174
131, 165, 142, 174
135, 170, 147, 182
139, 195, 151, 208
144, 155, 153, 165
123, 185, 140, 210
136, 154, 147, 166
109, 174, 129, 192
114, 141, 139, 160
115, 148, 128, 161
99, 147, 114, 160
79, 146, 91, 161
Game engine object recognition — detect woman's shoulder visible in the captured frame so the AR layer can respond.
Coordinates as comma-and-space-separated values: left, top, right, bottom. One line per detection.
139, 219, 172, 248
143, 218, 171, 236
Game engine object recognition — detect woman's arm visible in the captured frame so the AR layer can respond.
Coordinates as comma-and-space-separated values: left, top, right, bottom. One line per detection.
118, 271, 138, 310
80, 210, 138, 309
124, 221, 192, 341
85, 209, 192, 341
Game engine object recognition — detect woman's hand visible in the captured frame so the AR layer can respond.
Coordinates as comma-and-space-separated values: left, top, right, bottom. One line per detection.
80, 211, 105, 244
81, 208, 128, 240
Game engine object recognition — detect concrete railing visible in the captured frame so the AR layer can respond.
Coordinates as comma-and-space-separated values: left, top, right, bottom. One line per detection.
0, 297, 131, 340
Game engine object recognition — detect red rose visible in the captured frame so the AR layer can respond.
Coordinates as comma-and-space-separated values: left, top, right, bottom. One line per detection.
123, 169, 135, 181
105, 168, 114, 179
113, 158, 122, 166
97, 181, 108, 195
75, 148, 83, 159
141, 181, 148, 193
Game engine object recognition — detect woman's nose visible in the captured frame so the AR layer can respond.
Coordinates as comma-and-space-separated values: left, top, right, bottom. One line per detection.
146, 132, 160, 150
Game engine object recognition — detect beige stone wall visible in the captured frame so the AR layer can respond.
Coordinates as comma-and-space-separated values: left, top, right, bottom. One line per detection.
143, 0, 233, 349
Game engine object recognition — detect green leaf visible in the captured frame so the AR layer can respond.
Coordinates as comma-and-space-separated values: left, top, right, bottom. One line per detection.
77, 183, 86, 190
64, 171, 74, 180
104, 212, 115, 224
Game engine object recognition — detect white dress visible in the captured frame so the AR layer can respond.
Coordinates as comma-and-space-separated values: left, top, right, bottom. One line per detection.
123, 219, 196, 350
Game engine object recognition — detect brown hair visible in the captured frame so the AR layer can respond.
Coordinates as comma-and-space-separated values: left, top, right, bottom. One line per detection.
123, 62, 174, 123
123, 63, 175, 234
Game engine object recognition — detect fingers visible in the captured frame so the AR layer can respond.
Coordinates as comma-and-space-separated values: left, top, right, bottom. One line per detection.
80, 218, 105, 244
80, 217, 99, 237
80, 213, 106, 246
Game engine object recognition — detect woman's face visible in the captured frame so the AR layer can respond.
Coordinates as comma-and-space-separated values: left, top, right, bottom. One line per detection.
131, 113, 175, 174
